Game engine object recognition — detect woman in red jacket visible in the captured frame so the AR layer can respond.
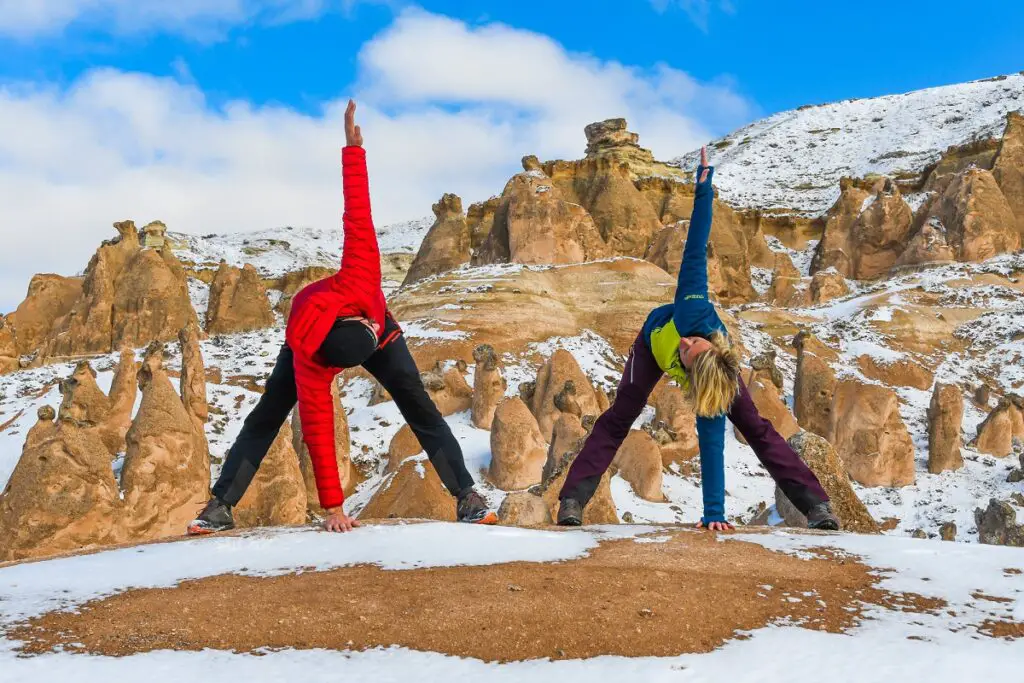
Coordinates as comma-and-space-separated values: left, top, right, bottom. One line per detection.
188, 101, 496, 534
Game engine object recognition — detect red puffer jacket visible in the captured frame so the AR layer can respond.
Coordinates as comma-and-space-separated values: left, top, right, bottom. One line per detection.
286, 146, 385, 510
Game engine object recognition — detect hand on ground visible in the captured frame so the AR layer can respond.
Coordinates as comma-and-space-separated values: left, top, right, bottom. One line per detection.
696, 520, 734, 532
323, 508, 361, 533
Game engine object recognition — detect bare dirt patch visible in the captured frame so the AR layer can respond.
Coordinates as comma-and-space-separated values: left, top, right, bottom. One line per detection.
8, 528, 931, 662
978, 620, 1024, 639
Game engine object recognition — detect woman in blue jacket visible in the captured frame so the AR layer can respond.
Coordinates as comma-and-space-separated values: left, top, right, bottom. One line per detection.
558, 147, 838, 531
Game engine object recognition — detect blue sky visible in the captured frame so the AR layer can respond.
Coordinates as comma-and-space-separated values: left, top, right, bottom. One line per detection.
0, 0, 1021, 309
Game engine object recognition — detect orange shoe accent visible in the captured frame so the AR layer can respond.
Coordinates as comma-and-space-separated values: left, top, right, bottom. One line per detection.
474, 511, 499, 526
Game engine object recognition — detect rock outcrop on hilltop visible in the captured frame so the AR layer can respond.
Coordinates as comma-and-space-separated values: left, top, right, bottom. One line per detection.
404, 194, 473, 285
527, 349, 602, 442
120, 345, 210, 541
205, 262, 275, 335
0, 406, 125, 561
234, 423, 307, 528
471, 344, 506, 429
488, 398, 548, 490
927, 383, 964, 473
35, 221, 198, 361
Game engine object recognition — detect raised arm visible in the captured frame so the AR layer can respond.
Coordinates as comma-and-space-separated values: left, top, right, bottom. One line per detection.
335, 100, 382, 297
675, 146, 715, 303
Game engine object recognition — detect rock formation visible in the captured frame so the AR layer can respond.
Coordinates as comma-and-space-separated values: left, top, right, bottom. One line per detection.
179, 323, 208, 424
488, 398, 548, 490
613, 430, 664, 502
765, 251, 808, 307
529, 350, 601, 441
829, 380, 915, 487
386, 424, 421, 472
471, 344, 506, 429
855, 355, 933, 391
9, 274, 82, 356
57, 361, 112, 429
543, 413, 588, 482
0, 406, 125, 561
538, 431, 618, 525
404, 194, 472, 285
793, 332, 837, 438
812, 177, 914, 279
809, 270, 849, 304
420, 361, 474, 416
927, 383, 964, 473
0, 315, 17, 373
652, 383, 699, 468
775, 432, 880, 534
973, 398, 1022, 458
205, 262, 275, 335
292, 380, 357, 512
120, 345, 211, 540
497, 491, 553, 526
359, 456, 456, 521
234, 422, 307, 528
975, 498, 1024, 547
274, 266, 334, 318
582, 119, 684, 180
735, 367, 799, 444
103, 345, 138, 455
993, 111, 1024, 236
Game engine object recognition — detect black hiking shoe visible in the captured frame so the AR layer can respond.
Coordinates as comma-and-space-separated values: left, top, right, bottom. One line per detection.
557, 497, 583, 527
457, 489, 498, 525
187, 497, 235, 535
807, 501, 840, 531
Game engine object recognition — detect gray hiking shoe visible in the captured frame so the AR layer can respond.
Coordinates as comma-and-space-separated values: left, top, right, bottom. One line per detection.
187, 497, 235, 535
457, 489, 498, 525
557, 497, 583, 526
807, 501, 840, 531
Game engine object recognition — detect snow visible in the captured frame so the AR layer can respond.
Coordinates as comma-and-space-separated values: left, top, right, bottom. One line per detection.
671, 72, 1024, 215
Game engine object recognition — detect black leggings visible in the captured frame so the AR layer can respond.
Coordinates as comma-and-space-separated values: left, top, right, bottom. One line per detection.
212, 327, 475, 506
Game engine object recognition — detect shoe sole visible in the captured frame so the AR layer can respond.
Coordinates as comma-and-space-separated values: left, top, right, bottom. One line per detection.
557, 517, 582, 527
809, 520, 840, 531
186, 523, 233, 536
461, 511, 499, 525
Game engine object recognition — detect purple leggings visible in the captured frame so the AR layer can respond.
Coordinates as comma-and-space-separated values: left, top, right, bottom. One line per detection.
560, 334, 829, 514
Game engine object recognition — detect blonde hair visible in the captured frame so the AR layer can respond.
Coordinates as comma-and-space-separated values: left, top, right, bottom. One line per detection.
684, 331, 740, 417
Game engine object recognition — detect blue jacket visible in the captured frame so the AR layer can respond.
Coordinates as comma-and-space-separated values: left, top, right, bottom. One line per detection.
641, 166, 728, 524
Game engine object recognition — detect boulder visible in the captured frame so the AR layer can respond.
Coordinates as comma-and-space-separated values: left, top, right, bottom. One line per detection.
812, 177, 914, 279
809, 270, 849, 304
421, 362, 473, 416
829, 380, 915, 487
975, 498, 1024, 547
652, 383, 699, 468
895, 217, 956, 266
974, 399, 1020, 458
234, 422, 307, 528
471, 344, 506, 429
775, 431, 881, 534
178, 322, 208, 424
497, 491, 553, 527
386, 424, 422, 473
120, 346, 211, 541
10, 274, 83, 355
530, 350, 602, 441
0, 407, 124, 561
793, 332, 837, 438
612, 430, 664, 502
916, 167, 1021, 262
292, 380, 357, 513
404, 194, 472, 285
927, 383, 964, 473
205, 262, 275, 335
488, 398, 548, 490
543, 413, 588, 482
993, 111, 1024, 236
939, 521, 957, 542
359, 456, 456, 521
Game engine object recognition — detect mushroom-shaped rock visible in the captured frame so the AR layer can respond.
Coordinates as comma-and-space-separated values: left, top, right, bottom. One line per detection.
530, 350, 601, 441
927, 383, 964, 473
421, 362, 473, 417
119, 346, 211, 541
471, 344, 506, 429
235, 422, 307, 528
404, 193, 472, 285
612, 430, 665, 502
775, 432, 880, 534
359, 456, 456, 521
0, 408, 124, 561
488, 398, 548, 490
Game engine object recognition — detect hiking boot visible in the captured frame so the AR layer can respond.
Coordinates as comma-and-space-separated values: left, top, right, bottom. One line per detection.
187, 497, 235, 535
457, 489, 498, 525
557, 497, 583, 527
806, 501, 840, 531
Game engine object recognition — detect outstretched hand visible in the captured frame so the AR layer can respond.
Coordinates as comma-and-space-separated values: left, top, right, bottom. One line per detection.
696, 519, 734, 532
698, 145, 710, 183
345, 99, 363, 148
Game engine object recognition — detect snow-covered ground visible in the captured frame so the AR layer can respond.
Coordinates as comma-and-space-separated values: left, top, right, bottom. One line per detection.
0, 523, 1020, 682
672, 72, 1024, 215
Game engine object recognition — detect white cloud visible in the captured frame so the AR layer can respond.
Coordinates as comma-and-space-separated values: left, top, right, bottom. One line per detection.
0, 9, 755, 310
650, 0, 736, 32
0, 0, 339, 39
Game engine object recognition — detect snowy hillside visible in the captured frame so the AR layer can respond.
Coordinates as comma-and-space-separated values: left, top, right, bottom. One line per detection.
169, 216, 432, 277
0, 523, 1021, 681
672, 72, 1024, 215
